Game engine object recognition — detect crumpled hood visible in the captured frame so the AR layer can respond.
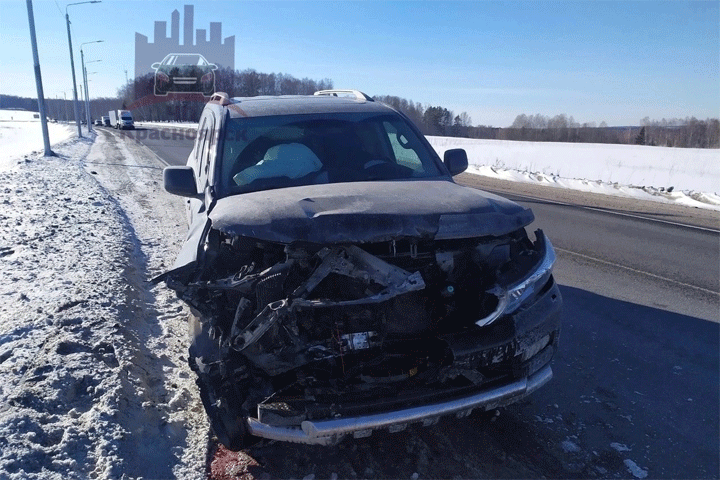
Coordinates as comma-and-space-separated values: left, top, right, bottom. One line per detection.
209, 180, 534, 244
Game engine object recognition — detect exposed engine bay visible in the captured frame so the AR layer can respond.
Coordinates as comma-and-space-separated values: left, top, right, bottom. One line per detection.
161, 225, 561, 447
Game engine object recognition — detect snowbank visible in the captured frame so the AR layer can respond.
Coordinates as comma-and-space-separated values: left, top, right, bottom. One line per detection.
428, 136, 720, 209
0, 131, 207, 478
0, 121, 75, 171
0, 109, 41, 121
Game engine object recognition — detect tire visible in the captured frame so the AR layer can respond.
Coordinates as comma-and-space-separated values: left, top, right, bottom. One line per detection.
188, 315, 256, 450
195, 375, 252, 450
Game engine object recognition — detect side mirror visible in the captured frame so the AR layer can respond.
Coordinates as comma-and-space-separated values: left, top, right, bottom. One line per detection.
164, 166, 199, 197
210, 64, 218, 70
151, 62, 160, 70
444, 149, 468, 176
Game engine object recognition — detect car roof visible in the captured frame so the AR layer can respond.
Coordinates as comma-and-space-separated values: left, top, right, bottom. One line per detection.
208, 92, 396, 119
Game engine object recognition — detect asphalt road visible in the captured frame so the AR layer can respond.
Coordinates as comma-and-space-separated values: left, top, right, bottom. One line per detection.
107, 125, 719, 478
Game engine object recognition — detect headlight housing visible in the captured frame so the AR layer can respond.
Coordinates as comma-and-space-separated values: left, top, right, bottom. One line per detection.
476, 231, 556, 327
503, 231, 556, 314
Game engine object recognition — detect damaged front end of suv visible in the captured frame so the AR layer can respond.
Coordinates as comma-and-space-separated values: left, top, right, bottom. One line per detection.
158, 184, 561, 448
157, 91, 561, 448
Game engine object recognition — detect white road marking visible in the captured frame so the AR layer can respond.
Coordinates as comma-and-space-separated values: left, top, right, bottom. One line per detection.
556, 247, 719, 296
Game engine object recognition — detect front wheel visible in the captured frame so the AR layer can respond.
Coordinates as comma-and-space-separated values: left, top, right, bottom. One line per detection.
188, 316, 256, 450
195, 374, 253, 450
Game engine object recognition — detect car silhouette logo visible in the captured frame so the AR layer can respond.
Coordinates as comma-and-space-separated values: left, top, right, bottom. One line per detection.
151, 53, 217, 96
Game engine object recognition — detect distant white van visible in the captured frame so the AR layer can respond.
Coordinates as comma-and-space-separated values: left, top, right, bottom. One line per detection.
109, 110, 135, 130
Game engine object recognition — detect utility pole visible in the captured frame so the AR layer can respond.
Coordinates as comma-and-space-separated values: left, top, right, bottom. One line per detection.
65, 9, 81, 137
81, 48, 90, 132
26, 0, 53, 156
80, 41, 102, 133
65, 1, 101, 137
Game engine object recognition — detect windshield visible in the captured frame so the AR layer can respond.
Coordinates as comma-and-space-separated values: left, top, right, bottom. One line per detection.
219, 112, 444, 196
163, 54, 207, 66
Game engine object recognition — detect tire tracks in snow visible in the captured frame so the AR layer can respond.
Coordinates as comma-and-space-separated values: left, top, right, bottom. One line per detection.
85, 129, 209, 478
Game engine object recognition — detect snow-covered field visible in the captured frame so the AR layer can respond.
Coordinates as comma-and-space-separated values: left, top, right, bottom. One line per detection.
0, 120, 75, 170
139, 121, 720, 210
0, 129, 207, 479
428, 136, 720, 210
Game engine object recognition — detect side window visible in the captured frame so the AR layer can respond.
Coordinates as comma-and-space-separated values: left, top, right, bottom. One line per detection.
193, 116, 208, 172
383, 121, 424, 173
205, 115, 217, 185
197, 115, 215, 189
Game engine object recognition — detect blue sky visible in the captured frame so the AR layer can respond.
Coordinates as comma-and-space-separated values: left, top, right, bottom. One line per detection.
1, 0, 718, 127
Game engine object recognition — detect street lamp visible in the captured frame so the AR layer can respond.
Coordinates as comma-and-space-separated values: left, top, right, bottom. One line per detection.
85, 60, 101, 126
61, 91, 69, 122
80, 40, 102, 132
65, 1, 101, 137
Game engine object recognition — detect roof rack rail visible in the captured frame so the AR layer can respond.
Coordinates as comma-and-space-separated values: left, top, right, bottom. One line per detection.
314, 89, 374, 102
209, 91, 231, 105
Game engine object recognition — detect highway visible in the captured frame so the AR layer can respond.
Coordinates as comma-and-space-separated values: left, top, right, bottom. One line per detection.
103, 125, 719, 478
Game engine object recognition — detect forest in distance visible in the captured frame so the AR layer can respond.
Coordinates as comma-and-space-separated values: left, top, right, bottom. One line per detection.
2, 66, 718, 148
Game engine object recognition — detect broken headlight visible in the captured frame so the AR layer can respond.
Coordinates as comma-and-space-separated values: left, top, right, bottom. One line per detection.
477, 231, 556, 327
503, 231, 556, 314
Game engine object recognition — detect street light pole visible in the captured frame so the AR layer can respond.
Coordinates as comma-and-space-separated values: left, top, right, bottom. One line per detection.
79, 42, 102, 133
26, 0, 52, 156
65, 1, 101, 138
80, 48, 90, 132
84, 59, 101, 130
65, 11, 81, 137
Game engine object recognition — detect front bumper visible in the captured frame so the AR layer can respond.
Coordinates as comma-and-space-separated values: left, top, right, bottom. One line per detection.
245, 275, 561, 446
248, 364, 552, 445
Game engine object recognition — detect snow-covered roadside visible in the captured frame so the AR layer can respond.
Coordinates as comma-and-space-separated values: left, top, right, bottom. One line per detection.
0, 121, 75, 171
0, 130, 207, 478
428, 136, 720, 211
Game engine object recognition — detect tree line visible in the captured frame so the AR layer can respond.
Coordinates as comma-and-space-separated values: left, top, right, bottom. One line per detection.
371, 95, 473, 137
635, 117, 719, 149
3, 75, 718, 148
502, 113, 719, 148
375, 100, 718, 148
115, 68, 334, 123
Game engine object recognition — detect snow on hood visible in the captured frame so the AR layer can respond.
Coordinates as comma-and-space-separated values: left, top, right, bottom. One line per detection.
209, 179, 534, 244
